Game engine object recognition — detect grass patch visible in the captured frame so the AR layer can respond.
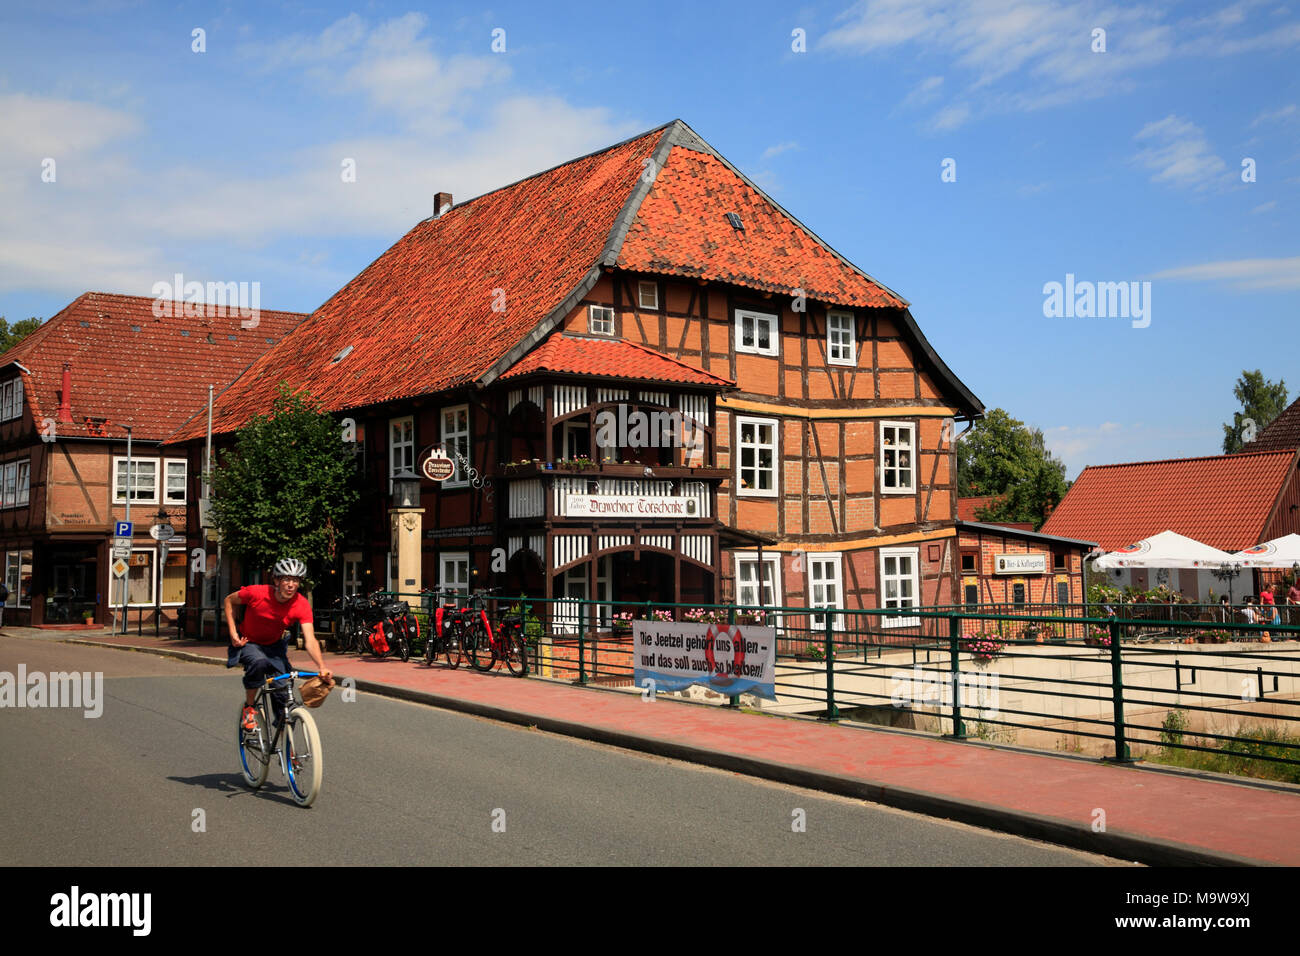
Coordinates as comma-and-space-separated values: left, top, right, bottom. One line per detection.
1147, 711, 1300, 784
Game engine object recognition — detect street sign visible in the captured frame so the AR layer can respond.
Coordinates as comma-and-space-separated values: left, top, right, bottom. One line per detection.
115, 521, 133, 537
111, 558, 128, 578
113, 536, 132, 550
112, 545, 130, 559
150, 524, 175, 542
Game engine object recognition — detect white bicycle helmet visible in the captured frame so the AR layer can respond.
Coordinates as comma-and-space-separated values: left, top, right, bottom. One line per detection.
273, 557, 308, 579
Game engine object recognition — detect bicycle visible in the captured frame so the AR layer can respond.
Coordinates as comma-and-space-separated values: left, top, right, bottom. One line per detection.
237, 670, 329, 807
424, 590, 468, 669
464, 590, 528, 677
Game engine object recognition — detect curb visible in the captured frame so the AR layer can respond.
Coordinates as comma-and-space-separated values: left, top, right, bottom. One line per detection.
65, 636, 1266, 866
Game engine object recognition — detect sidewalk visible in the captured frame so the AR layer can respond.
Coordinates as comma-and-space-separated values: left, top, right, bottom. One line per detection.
25, 625, 1300, 866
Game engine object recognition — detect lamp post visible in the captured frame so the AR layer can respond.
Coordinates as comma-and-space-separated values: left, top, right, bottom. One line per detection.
389, 470, 424, 596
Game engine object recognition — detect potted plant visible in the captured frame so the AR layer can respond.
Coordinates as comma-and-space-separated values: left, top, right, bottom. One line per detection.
959, 632, 1005, 666
81, 609, 95, 625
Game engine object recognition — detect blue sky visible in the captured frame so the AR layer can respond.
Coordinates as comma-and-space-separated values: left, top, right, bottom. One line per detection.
1, 0, 1297, 477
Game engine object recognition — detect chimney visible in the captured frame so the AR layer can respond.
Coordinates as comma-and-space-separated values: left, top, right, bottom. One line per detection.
434, 192, 453, 218
57, 362, 73, 424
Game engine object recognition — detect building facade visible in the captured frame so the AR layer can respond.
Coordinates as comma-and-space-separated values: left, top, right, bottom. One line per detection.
170, 120, 985, 630
0, 293, 305, 626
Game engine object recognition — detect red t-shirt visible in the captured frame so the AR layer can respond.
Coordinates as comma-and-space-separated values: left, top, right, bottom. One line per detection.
238, 585, 313, 645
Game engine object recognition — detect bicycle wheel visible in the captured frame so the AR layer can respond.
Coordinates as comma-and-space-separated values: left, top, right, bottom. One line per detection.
424, 615, 437, 666
397, 614, 414, 662
504, 626, 528, 677
444, 619, 462, 669
468, 619, 496, 672
238, 702, 271, 789
282, 708, 323, 807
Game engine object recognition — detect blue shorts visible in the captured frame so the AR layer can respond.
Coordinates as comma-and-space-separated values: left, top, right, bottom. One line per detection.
228, 638, 291, 712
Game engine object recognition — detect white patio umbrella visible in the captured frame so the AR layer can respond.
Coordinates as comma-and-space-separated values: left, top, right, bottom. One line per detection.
1231, 534, 1300, 569
1092, 530, 1238, 570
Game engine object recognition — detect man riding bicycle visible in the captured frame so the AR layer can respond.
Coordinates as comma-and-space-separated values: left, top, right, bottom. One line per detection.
225, 557, 330, 732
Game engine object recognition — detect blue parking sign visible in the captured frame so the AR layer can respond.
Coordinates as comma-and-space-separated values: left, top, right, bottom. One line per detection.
115, 521, 133, 537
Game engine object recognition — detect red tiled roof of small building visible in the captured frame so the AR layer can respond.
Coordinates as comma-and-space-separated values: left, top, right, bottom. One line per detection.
1, 292, 306, 441
500, 335, 733, 388
1242, 396, 1300, 453
618, 146, 906, 309
1040, 450, 1297, 551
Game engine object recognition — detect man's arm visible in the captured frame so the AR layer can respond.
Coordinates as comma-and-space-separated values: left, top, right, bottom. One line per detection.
224, 591, 247, 647
299, 621, 329, 678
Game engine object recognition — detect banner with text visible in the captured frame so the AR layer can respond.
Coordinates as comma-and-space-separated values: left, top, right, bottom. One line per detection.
633, 621, 777, 699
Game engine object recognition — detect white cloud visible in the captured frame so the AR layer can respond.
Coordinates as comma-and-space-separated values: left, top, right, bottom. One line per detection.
761, 141, 800, 160
0, 16, 640, 300
900, 75, 944, 109
1132, 115, 1230, 190
1149, 256, 1300, 290
1251, 103, 1298, 127
823, 0, 1297, 127
1252, 200, 1278, 213
929, 103, 971, 131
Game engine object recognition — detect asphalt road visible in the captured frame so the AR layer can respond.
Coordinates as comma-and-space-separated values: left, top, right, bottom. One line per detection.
0, 636, 1124, 866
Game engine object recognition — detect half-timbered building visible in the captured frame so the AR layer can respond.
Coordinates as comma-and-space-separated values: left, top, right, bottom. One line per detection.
169, 120, 985, 629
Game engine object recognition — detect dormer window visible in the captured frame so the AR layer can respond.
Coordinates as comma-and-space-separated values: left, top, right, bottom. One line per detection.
0, 378, 23, 422
827, 311, 855, 365
735, 309, 777, 356
638, 281, 659, 310
588, 305, 615, 336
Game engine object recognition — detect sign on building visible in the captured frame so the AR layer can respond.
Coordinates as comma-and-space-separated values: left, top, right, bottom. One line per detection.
565, 495, 699, 518
994, 554, 1048, 575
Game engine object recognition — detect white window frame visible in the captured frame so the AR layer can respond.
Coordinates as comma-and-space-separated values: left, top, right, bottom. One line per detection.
736, 415, 778, 498
638, 281, 659, 310
1, 381, 12, 421
164, 459, 187, 504
588, 304, 615, 336
562, 420, 590, 460
342, 552, 363, 598
16, 459, 29, 507
439, 552, 470, 596
827, 310, 856, 366
879, 421, 916, 494
440, 405, 470, 488
110, 548, 157, 608
808, 553, 844, 630
5, 549, 33, 607
734, 552, 781, 609
389, 415, 414, 492
735, 308, 778, 356
113, 456, 159, 505
1, 462, 14, 508
880, 546, 920, 628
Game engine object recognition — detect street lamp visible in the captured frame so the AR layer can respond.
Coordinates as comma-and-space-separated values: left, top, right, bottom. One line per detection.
388, 470, 424, 595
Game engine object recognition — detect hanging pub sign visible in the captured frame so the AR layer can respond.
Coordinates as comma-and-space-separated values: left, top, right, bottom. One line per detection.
420, 451, 455, 482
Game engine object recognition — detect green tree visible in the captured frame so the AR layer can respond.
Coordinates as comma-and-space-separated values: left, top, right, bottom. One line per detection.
956, 408, 1069, 530
0, 317, 42, 354
209, 383, 359, 580
1222, 369, 1288, 452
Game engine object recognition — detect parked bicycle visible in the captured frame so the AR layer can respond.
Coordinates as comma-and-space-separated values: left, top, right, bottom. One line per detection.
424, 589, 469, 669
463, 589, 528, 677
238, 670, 328, 807
334, 592, 417, 661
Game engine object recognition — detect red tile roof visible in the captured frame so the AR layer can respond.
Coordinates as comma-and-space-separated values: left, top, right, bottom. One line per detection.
618, 146, 906, 309
1242, 395, 1300, 453
1, 292, 306, 441
500, 335, 733, 387
171, 120, 981, 441
1040, 450, 1298, 551
957, 495, 1002, 521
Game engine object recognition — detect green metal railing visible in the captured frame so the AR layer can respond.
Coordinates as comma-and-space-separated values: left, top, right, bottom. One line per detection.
313, 590, 1300, 778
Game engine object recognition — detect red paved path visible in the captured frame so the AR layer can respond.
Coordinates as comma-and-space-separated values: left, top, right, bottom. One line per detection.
34, 627, 1300, 866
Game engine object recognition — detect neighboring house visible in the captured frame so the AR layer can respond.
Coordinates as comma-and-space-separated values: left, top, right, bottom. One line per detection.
168, 120, 984, 628
955, 521, 1096, 610
0, 292, 306, 626
1241, 394, 1300, 454
1040, 450, 1300, 600
956, 495, 1033, 531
